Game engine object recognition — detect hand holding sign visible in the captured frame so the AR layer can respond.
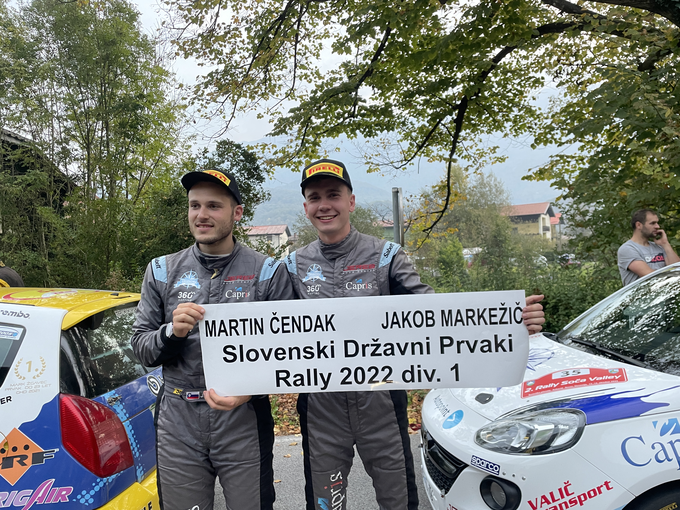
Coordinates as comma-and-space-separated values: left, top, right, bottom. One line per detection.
204, 389, 252, 411
200, 291, 530, 396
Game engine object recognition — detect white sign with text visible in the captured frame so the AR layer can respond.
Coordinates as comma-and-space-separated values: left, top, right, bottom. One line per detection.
200, 291, 529, 395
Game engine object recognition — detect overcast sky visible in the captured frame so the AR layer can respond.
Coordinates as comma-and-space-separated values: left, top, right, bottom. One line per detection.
131, 0, 560, 204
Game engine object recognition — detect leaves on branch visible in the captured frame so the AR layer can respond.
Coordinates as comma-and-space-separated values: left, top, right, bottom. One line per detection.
167, 0, 680, 234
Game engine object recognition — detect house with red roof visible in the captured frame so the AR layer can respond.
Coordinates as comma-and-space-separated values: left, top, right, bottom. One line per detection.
245, 224, 292, 256
502, 202, 560, 241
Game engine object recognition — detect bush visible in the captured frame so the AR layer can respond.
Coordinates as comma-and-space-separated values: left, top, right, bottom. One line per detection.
526, 265, 621, 333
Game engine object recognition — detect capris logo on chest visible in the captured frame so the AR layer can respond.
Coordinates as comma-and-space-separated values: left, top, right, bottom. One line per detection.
225, 287, 250, 299
345, 279, 373, 291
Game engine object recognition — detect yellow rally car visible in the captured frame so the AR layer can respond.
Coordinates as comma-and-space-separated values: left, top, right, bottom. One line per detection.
0, 288, 160, 510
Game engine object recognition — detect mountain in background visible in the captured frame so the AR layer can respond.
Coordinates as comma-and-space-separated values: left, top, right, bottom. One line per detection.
252, 178, 393, 228
249, 132, 566, 230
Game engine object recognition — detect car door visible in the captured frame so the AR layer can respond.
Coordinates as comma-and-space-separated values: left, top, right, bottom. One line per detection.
60, 302, 160, 485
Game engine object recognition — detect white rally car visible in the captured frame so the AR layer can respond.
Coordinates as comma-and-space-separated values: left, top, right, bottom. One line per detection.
421, 263, 680, 510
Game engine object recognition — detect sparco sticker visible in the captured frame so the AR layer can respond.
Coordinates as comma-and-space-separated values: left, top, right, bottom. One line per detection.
470, 455, 500, 475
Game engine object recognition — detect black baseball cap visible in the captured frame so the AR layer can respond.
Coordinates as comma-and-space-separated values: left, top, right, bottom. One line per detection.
181, 169, 242, 205
300, 159, 353, 195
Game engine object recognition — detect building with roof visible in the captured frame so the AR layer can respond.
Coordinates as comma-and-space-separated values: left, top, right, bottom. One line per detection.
502, 202, 557, 241
550, 212, 565, 247
245, 224, 292, 257
1, 128, 74, 236
376, 219, 394, 240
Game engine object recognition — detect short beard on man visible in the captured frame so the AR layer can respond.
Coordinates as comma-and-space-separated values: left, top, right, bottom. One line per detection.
642, 224, 658, 241
191, 213, 236, 247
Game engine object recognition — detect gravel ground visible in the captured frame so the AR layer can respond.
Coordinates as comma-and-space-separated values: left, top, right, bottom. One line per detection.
213, 433, 428, 509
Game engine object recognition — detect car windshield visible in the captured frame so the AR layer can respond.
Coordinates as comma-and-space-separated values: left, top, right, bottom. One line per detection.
61, 302, 149, 397
0, 323, 26, 388
559, 267, 680, 375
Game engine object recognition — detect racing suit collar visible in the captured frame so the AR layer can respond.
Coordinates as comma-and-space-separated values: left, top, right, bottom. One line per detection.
192, 238, 242, 270
318, 225, 359, 260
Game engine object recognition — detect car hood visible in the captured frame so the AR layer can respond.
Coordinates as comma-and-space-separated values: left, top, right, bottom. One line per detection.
445, 334, 680, 425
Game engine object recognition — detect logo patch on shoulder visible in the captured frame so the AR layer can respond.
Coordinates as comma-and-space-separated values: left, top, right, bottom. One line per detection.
147, 374, 162, 396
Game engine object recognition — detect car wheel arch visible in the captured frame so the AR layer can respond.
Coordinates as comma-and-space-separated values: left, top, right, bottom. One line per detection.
623, 480, 680, 510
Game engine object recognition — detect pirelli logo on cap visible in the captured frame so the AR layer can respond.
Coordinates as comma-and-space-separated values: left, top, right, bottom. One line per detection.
205, 170, 231, 186
305, 162, 343, 179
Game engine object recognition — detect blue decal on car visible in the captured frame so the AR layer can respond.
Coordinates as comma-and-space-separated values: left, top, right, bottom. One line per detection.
544, 386, 680, 424
76, 473, 122, 506
622, 416, 680, 469
657, 417, 680, 436
103, 389, 145, 481
526, 348, 555, 371
443, 410, 464, 429
13, 395, 136, 508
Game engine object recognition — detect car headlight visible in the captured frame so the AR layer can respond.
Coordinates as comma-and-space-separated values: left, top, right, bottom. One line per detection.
474, 409, 585, 455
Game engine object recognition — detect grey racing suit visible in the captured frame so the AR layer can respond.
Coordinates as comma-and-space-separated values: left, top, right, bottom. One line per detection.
132, 241, 295, 510
284, 226, 433, 510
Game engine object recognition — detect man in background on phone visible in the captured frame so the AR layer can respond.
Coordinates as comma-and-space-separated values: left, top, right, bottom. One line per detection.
618, 209, 680, 286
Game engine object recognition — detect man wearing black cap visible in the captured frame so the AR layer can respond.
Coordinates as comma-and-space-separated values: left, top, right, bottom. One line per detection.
285, 159, 545, 510
132, 169, 295, 510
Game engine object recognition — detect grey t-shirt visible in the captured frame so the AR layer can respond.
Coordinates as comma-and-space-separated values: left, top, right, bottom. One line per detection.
617, 239, 666, 286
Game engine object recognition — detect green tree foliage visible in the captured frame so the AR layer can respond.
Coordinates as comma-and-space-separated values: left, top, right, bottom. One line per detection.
522, 2, 680, 265
16, 0, 184, 197
167, 0, 680, 234
409, 165, 511, 255
417, 236, 469, 292
0, 1, 30, 127
0, 0, 187, 288
114, 140, 273, 287
409, 166, 621, 330
196, 140, 271, 228
410, 165, 510, 247
118, 182, 192, 288
529, 265, 621, 333
411, 166, 527, 290
0, 158, 75, 286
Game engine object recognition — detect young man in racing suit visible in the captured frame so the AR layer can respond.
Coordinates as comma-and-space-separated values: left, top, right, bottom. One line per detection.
285, 159, 546, 510
131, 169, 295, 510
